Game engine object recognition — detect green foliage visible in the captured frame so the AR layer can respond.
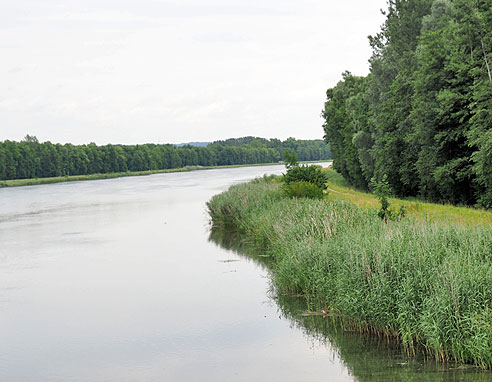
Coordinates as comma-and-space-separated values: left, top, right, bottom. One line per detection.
282, 181, 325, 199
371, 174, 406, 221
207, 178, 283, 232
322, 0, 492, 208
208, 179, 492, 369
0, 136, 332, 181
283, 149, 298, 170
283, 164, 328, 190
322, 72, 369, 190
371, 174, 392, 220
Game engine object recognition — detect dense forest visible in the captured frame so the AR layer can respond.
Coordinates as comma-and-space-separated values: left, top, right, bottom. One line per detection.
322, 0, 492, 208
0, 136, 331, 180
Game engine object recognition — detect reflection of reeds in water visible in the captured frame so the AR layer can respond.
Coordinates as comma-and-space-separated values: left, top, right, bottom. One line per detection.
207, 178, 492, 371
211, 225, 492, 382
208, 227, 273, 271
276, 293, 492, 382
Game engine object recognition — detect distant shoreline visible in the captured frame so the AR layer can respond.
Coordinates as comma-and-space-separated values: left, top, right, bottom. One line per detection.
0, 160, 332, 188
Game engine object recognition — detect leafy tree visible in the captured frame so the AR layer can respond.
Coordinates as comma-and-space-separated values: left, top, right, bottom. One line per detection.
371, 174, 406, 221
321, 0, 492, 208
0, 137, 332, 181
323, 72, 368, 189
283, 149, 298, 169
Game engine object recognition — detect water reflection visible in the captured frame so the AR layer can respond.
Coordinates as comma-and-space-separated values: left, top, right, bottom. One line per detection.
209, 227, 492, 382
1, 165, 352, 382
208, 228, 274, 271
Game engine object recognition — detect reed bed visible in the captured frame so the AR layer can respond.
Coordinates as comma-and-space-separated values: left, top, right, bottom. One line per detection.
207, 179, 492, 369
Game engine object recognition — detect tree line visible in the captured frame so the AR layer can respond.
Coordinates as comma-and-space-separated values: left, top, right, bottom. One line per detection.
0, 135, 331, 180
322, 0, 492, 208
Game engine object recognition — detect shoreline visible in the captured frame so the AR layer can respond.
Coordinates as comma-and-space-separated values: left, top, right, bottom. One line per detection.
207, 177, 492, 369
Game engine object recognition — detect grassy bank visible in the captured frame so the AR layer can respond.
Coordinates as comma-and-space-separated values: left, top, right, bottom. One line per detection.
207, 178, 492, 369
0, 161, 331, 188
324, 168, 492, 226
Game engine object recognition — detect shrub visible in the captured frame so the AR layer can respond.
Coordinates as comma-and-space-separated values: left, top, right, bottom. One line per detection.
283, 165, 328, 190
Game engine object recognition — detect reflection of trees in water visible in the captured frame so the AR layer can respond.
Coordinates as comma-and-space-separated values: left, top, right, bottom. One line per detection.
209, 227, 492, 382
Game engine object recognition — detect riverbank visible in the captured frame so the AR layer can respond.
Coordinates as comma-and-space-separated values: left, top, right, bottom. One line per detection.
207, 177, 492, 369
0, 160, 331, 188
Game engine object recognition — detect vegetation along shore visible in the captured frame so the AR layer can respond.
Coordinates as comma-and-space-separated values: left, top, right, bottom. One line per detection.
0, 135, 331, 187
0, 161, 331, 188
207, 164, 492, 369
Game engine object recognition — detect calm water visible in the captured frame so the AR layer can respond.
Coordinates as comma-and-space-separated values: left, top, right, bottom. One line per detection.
1, 164, 491, 382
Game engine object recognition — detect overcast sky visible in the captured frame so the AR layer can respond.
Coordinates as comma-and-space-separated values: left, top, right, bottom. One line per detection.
1, 0, 387, 145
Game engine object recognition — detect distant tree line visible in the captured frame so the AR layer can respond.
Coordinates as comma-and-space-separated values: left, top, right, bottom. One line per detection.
322, 0, 492, 208
0, 135, 331, 180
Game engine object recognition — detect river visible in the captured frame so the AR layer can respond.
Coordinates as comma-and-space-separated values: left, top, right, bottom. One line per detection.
0, 164, 490, 381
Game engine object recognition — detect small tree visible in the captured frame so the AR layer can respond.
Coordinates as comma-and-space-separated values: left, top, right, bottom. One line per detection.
371, 174, 405, 221
22, 134, 39, 144
283, 149, 298, 170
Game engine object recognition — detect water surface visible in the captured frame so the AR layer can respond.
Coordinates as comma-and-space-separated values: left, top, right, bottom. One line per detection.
0, 164, 491, 381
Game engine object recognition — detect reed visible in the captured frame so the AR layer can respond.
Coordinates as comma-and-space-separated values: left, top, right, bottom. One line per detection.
207, 178, 492, 369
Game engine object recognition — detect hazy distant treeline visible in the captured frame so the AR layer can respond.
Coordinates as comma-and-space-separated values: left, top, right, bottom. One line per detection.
323, 0, 492, 208
0, 136, 331, 180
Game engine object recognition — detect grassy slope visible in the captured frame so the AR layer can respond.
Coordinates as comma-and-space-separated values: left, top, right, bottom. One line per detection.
207, 175, 492, 369
324, 168, 492, 226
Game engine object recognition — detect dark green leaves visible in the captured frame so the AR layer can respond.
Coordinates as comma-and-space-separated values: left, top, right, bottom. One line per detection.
322, 0, 492, 208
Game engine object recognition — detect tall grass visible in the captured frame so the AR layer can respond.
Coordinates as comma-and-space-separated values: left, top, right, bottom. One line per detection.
207, 178, 492, 369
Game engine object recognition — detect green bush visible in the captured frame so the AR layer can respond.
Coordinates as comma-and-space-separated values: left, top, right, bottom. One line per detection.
283, 165, 328, 190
